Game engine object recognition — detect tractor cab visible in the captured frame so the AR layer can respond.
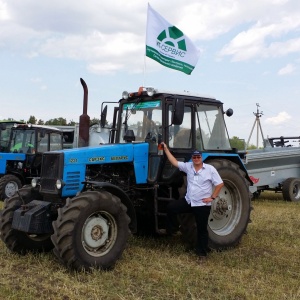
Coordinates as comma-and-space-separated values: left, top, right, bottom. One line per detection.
102, 86, 233, 158
99, 86, 235, 187
9, 124, 63, 154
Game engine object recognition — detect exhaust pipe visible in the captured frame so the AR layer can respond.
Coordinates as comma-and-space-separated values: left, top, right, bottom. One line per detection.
79, 78, 90, 147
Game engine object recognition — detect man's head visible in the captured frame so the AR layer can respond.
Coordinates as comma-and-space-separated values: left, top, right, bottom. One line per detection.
191, 150, 202, 165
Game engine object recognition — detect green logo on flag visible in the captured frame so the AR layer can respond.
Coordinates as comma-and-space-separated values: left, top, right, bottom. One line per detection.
157, 26, 187, 51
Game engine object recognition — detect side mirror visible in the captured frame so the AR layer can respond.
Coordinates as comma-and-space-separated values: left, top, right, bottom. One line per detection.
171, 98, 184, 125
100, 105, 107, 128
225, 108, 233, 117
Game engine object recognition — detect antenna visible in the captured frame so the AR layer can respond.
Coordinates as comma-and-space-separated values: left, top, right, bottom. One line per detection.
246, 103, 265, 149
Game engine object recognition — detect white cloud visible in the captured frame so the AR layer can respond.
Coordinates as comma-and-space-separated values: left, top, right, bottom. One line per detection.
278, 64, 296, 75
1, 0, 300, 73
268, 37, 300, 58
265, 111, 291, 125
176, 0, 296, 41
218, 1, 300, 61
0, 1, 10, 20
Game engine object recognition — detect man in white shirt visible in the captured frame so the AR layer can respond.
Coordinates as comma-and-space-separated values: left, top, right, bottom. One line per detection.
161, 142, 224, 258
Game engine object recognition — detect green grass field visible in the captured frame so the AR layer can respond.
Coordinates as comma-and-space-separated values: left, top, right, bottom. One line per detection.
0, 192, 299, 300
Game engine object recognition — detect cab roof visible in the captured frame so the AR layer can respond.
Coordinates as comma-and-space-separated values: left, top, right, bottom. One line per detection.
13, 124, 62, 133
120, 86, 223, 105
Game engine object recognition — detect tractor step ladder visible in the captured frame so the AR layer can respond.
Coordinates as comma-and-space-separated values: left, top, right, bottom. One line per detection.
154, 185, 175, 234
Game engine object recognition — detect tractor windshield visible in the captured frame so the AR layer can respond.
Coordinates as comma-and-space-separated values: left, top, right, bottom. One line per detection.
10, 129, 35, 153
118, 100, 162, 144
196, 104, 231, 150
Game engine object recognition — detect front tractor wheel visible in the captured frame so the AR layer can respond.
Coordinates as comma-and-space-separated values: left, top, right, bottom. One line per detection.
179, 159, 252, 250
0, 186, 53, 254
51, 191, 130, 271
0, 174, 22, 200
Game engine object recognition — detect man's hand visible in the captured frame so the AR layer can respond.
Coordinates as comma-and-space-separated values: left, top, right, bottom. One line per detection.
203, 197, 214, 204
161, 142, 178, 168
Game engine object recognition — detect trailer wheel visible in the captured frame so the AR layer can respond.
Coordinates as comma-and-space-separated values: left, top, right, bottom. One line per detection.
0, 174, 22, 200
0, 186, 53, 254
282, 177, 300, 202
179, 159, 252, 250
51, 190, 130, 271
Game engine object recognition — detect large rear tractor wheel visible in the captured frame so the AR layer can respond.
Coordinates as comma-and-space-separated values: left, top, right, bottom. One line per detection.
0, 186, 53, 254
282, 177, 300, 202
179, 159, 252, 250
0, 174, 22, 200
51, 190, 130, 271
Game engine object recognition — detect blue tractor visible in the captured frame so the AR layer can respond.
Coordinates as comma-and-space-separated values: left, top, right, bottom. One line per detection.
0, 80, 252, 271
0, 124, 64, 199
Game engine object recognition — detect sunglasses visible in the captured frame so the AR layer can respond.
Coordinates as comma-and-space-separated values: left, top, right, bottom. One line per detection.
192, 155, 202, 159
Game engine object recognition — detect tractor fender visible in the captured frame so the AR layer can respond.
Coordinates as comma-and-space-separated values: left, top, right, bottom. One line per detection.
5, 171, 25, 185
202, 153, 252, 185
85, 181, 137, 233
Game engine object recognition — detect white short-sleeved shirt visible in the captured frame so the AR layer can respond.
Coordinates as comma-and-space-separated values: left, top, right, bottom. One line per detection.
178, 161, 223, 207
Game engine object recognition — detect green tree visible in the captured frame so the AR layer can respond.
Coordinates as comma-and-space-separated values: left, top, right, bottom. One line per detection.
45, 117, 67, 126
28, 115, 37, 124
230, 136, 258, 150
230, 136, 246, 150
90, 118, 100, 126
247, 144, 258, 150
37, 119, 44, 125
68, 120, 76, 126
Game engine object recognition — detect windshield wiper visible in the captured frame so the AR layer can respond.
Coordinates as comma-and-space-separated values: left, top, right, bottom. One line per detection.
123, 98, 142, 130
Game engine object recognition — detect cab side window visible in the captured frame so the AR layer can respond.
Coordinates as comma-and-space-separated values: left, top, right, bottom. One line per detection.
168, 105, 192, 149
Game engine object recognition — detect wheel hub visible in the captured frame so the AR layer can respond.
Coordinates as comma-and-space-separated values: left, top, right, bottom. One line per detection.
91, 225, 104, 241
293, 184, 300, 199
5, 181, 18, 198
211, 197, 232, 220
82, 215, 109, 249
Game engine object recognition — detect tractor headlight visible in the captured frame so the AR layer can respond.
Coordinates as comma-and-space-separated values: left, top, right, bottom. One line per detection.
146, 87, 156, 97
122, 91, 129, 100
31, 178, 38, 188
56, 179, 63, 190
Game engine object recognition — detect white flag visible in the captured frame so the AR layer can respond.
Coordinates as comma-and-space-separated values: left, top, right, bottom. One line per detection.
146, 4, 199, 75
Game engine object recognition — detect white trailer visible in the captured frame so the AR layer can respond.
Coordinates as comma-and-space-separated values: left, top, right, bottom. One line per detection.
244, 136, 300, 201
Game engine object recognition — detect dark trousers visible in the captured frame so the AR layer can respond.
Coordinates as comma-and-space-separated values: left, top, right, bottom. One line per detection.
167, 197, 211, 256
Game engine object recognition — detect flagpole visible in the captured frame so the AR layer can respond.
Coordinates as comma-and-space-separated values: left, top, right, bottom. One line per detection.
143, 3, 150, 88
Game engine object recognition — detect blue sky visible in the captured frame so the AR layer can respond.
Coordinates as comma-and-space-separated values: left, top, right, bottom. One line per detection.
1, 0, 300, 146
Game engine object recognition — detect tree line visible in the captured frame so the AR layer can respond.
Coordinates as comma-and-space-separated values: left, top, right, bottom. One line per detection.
4, 116, 101, 127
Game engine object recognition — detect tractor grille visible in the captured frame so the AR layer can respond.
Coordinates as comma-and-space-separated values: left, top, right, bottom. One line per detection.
40, 152, 63, 193
40, 178, 57, 192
